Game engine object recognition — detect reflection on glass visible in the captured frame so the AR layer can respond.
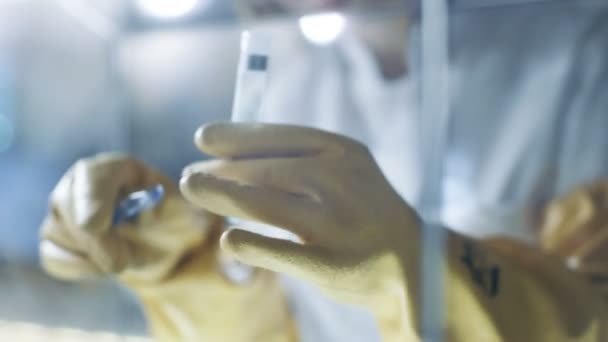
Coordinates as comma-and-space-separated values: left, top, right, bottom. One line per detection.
1, 0, 608, 341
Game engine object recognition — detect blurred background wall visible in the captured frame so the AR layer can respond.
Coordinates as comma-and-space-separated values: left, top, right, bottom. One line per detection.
1, 0, 607, 338
0, 0, 240, 335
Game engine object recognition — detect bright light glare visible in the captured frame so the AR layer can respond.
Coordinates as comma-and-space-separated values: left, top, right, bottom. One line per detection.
299, 12, 346, 45
135, 0, 202, 19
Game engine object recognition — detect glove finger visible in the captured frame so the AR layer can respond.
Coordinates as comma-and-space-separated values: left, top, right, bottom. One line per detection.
220, 228, 329, 283
40, 239, 104, 280
194, 122, 364, 159
180, 172, 325, 241
69, 156, 143, 235
571, 224, 608, 260
182, 158, 316, 199
541, 193, 595, 253
41, 211, 129, 276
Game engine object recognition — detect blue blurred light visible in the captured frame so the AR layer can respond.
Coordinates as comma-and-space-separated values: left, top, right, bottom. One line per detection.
0, 114, 14, 152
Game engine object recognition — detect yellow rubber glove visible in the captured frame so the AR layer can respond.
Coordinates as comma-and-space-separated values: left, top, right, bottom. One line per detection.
180, 123, 608, 342
180, 123, 422, 341
39, 153, 296, 342
540, 181, 608, 291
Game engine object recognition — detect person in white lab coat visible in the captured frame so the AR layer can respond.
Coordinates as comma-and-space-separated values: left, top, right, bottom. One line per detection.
38, 1, 608, 341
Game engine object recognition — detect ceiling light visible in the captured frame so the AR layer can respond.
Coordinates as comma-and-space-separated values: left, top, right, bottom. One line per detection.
299, 12, 346, 45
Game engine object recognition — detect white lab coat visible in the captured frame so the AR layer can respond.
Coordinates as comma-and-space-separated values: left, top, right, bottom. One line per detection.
243, 4, 608, 341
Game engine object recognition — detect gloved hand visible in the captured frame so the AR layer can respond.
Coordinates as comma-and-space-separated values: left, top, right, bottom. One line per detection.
180, 123, 421, 340
39, 153, 211, 283
40, 153, 296, 341
540, 181, 608, 276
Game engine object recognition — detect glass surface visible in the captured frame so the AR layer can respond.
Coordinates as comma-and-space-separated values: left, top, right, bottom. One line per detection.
437, 0, 608, 339
0, 0, 238, 337
443, 0, 608, 242
1, 0, 607, 340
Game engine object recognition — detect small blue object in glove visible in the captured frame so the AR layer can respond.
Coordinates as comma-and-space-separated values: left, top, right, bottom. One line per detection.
112, 184, 165, 227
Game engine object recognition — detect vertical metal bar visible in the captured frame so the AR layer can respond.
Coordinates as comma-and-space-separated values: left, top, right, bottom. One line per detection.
419, 0, 450, 340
